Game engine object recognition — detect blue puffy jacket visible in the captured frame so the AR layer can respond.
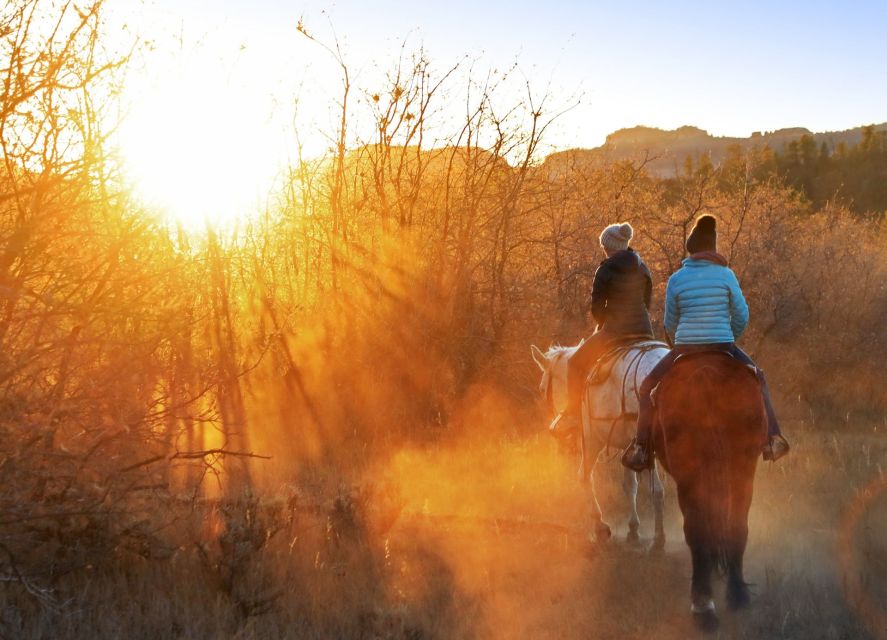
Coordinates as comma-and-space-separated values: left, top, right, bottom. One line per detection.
664, 257, 749, 344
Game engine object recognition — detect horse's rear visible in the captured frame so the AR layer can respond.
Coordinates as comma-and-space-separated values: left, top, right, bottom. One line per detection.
533, 341, 669, 547
582, 342, 669, 547
653, 352, 767, 631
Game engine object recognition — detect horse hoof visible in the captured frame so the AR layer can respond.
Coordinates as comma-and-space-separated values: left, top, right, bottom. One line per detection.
692, 610, 719, 633
691, 599, 718, 632
647, 534, 666, 555
595, 522, 612, 542
587, 523, 611, 549
626, 527, 641, 545
727, 585, 752, 610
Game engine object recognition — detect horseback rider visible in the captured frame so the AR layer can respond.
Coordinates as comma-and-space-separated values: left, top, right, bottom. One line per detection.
550, 222, 655, 436
621, 214, 791, 471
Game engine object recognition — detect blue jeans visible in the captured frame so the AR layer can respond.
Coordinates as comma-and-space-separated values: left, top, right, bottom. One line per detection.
635, 343, 781, 445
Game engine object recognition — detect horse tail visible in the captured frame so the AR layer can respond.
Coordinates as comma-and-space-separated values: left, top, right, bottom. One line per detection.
710, 430, 731, 576
689, 365, 732, 574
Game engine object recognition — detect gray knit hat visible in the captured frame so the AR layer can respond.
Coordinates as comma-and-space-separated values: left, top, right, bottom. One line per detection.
599, 222, 633, 252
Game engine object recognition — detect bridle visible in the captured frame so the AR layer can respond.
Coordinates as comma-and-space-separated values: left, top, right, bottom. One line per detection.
539, 351, 562, 417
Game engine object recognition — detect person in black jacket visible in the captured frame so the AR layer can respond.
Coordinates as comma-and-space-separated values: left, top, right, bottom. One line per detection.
551, 222, 655, 436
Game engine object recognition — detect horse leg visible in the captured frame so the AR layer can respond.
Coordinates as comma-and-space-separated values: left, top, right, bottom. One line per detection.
725, 527, 750, 610
587, 452, 611, 544
681, 494, 718, 631
726, 477, 754, 610
649, 463, 666, 552
580, 412, 610, 545
622, 465, 640, 544
689, 544, 718, 631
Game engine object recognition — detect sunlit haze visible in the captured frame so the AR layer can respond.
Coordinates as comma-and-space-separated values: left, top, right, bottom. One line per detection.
4, 1, 887, 636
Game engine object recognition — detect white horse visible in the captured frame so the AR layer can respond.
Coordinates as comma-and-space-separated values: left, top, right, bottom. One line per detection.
532, 340, 669, 548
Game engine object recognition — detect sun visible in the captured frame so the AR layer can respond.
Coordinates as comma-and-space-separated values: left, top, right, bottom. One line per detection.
118, 55, 287, 231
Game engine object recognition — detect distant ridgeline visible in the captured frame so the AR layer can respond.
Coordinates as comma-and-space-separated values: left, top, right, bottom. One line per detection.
545, 123, 887, 215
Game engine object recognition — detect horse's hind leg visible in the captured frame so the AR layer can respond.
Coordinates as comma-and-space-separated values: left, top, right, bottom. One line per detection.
686, 523, 714, 604
681, 494, 718, 630
586, 454, 611, 544
622, 466, 640, 544
689, 542, 719, 631
725, 528, 750, 610
580, 414, 610, 545
649, 463, 666, 552
726, 478, 754, 609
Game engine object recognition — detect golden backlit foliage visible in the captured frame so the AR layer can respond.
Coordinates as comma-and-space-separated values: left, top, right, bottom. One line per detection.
1, 0, 886, 633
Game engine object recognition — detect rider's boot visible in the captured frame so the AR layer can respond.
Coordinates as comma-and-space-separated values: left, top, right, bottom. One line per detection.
550, 367, 585, 439
549, 410, 579, 439
622, 399, 654, 471
754, 366, 790, 462
762, 434, 790, 462
621, 437, 653, 472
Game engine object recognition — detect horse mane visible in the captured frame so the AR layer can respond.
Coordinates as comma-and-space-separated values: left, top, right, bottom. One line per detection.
544, 340, 583, 359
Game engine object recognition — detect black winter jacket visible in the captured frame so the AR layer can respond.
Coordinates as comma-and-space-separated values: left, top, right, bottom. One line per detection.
589, 248, 654, 337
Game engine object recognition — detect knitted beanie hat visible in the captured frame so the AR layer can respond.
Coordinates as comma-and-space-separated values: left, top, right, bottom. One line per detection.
686, 215, 717, 254
599, 222, 633, 252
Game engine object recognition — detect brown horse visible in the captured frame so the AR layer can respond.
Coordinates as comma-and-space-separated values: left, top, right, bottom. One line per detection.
653, 351, 767, 631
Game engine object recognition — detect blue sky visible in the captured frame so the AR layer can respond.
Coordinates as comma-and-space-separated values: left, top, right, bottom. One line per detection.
156, 0, 887, 147
113, 0, 886, 222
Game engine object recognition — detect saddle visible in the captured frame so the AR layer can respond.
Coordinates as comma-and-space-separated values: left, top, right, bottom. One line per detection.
672, 347, 761, 381
650, 347, 762, 410
587, 338, 669, 386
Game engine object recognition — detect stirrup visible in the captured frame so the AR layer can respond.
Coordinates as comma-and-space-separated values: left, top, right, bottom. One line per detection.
762, 434, 790, 462
621, 438, 653, 472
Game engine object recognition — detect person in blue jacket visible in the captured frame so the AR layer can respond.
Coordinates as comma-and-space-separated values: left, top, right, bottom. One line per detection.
622, 214, 790, 472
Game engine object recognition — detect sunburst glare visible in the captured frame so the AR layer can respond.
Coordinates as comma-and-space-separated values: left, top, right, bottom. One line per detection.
118, 38, 289, 230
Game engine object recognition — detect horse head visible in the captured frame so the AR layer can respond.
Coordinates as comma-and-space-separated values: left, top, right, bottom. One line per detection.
530, 343, 577, 417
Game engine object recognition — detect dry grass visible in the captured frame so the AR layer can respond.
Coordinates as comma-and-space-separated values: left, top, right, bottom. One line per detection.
0, 418, 884, 640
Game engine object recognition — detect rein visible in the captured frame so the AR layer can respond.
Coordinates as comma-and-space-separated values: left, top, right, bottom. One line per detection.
589, 341, 668, 460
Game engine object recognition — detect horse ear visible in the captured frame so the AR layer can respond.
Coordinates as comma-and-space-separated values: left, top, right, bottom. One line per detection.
530, 345, 548, 370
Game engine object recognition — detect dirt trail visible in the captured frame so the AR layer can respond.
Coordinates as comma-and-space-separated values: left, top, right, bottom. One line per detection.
5, 425, 882, 640
376, 428, 886, 639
